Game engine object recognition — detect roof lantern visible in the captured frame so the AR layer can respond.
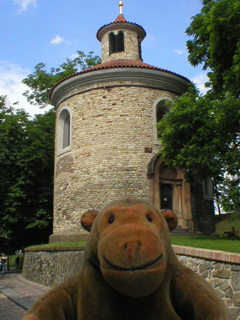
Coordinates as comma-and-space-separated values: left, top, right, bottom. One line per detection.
97, 2, 146, 63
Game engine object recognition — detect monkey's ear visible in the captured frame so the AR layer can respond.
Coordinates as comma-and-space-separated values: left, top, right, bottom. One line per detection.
161, 209, 178, 232
81, 210, 99, 232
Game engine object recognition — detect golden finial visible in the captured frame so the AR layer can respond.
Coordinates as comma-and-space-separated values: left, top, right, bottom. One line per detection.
119, 1, 123, 15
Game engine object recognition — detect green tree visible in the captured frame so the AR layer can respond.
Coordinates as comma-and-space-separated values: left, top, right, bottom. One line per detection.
0, 96, 55, 250
23, 51, 101, 108
158, 86, 240, 190
1, 50, 101, 250
186, 0, 240, 97
158, 0, 240, 212
0, 50, 101, 250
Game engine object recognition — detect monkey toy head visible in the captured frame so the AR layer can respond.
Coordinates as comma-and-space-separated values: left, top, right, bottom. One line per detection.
81, 199, 177, 298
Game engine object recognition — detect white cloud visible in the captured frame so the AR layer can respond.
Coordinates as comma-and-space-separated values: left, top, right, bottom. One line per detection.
51, 35, 64, 45
51, 36, 78, 46
174, 49, 186, 56
191, 72, 209, 94
13, 0, 37, 13
69, 53, 79, 60
0, 61, 51, 117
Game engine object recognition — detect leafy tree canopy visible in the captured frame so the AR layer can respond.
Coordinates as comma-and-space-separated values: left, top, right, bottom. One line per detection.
0, 96, 55, 250
0, 50, 100, 250
158, 86, 240, 181
158, 0, 240, 212
22, 51, 101, 108
186, 0, 240, 97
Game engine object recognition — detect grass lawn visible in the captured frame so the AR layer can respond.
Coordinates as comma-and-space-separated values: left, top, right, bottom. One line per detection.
25, 236, 240, 255
25, 212, 240, 254
171, 211, 240, 254
215, 211, 240, 235
26, 241, 87, 251
171, 236, 240, 254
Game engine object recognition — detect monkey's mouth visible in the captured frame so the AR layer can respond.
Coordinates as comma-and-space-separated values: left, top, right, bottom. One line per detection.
103, 254, 163, 272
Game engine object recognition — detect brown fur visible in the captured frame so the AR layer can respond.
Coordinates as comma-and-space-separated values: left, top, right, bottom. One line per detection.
23, 199, 230, 320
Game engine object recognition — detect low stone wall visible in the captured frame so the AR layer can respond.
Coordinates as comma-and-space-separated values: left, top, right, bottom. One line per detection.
174, 246, 240, 320
23, 246, 240, 320
22, 246, 85, 287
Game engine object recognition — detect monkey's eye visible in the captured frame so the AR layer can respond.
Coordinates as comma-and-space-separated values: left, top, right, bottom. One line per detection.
108, 215, 115, 224
146, 214, 153, 223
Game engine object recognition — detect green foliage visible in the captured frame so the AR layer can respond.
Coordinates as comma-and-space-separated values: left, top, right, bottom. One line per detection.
158, 0, 240, 212
22, 51, 101, 108
0, 96, 55, 250
159, 86, 240, 178
0, 50, 101, 250
186, 0, 240, 97
158, 86, 240, 211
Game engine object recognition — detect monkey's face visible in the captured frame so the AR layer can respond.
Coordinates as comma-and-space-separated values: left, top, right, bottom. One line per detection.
97, 203, 169, 297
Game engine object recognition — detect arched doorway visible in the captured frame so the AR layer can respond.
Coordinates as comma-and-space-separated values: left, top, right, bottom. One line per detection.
147, 155, 193, 230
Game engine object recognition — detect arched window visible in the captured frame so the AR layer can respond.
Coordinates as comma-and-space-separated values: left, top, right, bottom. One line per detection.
117, 31, 124, 52
109, 31, 124, 54
157, 109, 166, 124
63, 114, 70, 149
153, 98, 172, 144
109, 32, 116, 54
58, 108, 72, 155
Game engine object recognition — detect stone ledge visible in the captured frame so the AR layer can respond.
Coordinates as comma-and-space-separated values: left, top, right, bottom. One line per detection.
173, 245, 240, 264
24, 246, 85, 253
49, 231, 89, 244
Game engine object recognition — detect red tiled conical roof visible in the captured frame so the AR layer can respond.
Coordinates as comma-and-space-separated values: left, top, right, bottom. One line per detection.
49, 59, 190, 98
96, 16, 146, 41
114, 14, 128, 23
80, 59, 186, 76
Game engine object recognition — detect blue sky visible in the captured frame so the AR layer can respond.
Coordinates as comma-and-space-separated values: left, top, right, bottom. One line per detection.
0, 0, 207, 116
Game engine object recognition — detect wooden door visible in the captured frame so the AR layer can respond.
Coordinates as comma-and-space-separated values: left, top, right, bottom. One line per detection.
160, 184, 173, 210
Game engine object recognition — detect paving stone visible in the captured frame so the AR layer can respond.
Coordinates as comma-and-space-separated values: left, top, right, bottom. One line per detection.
0, 273, 49, 320
0, 293, 26, 320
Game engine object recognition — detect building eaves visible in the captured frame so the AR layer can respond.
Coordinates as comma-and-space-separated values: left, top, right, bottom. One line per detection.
49, 59, 190, 99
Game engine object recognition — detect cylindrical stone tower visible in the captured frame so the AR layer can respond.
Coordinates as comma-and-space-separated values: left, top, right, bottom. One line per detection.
49, 3, 213, 243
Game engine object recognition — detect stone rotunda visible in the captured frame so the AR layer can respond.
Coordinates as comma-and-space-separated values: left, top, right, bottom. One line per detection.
49, 2, 215, 242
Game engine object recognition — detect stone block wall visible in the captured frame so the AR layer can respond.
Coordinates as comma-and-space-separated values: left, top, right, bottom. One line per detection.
23, 246, 240, 319
54, 82, 175, 233
22, 247, 85, 287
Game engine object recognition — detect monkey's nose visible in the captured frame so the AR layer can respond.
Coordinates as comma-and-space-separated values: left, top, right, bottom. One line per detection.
124, 241, 141, 250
